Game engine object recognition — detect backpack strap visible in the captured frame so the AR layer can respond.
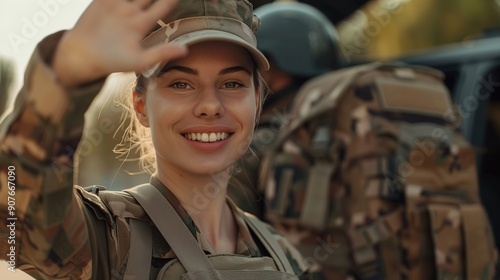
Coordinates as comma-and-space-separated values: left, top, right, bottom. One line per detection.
124, 219, 152, 279
82, 185, 153, 279
125, 184, 215, 273
243, 213, 296, 274
300, 162, 336, 231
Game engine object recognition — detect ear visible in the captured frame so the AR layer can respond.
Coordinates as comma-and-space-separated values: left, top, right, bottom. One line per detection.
133, 91, 149, 127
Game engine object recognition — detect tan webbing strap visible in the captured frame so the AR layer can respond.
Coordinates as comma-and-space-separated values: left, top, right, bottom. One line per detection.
363, 208, 403, 244
243, 213, 296, 274
124, 219, 152, 279
460, 204, 496, 280
349, 228, 380, 279
299, 163, 335, 231
126, 184, 215, 273
276, 168, 294, 216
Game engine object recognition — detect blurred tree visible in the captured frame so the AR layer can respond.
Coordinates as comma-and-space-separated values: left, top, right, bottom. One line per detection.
338, 0, 500, 61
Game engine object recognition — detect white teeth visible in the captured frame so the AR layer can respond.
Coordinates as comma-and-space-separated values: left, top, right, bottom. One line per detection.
201, 133, 209, 142
209, 133, 216, 142
184, 132, 230, 142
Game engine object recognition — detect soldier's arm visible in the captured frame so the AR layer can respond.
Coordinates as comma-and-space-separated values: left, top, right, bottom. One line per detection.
0, 31, 106, 279
0, 1, 187, 278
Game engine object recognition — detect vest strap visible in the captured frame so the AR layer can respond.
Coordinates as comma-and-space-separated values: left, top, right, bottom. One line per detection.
126, 184, 215, 272
244, 213, 296, 274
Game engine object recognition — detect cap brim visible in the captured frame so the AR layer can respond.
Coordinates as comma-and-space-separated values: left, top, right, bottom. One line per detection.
143, 29, 269, 77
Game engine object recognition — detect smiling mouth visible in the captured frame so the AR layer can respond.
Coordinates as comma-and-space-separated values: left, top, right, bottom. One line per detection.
183, 132, 231, 143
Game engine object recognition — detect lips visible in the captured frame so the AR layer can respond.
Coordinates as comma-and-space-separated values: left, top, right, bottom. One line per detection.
183, 132, 231, 143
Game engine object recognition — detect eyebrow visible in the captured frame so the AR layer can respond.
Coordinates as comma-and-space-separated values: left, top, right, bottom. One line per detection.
159, 66, 197, 76
158, 65, 251, 77
219, 66, 251, 75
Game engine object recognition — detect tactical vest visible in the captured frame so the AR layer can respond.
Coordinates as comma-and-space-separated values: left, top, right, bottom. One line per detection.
259, 62, 498, 279
111, 183, 301, 280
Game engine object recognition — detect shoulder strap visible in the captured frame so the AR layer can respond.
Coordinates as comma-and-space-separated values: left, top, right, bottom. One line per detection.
243, 213, 296, 274
125, 184, 214, 273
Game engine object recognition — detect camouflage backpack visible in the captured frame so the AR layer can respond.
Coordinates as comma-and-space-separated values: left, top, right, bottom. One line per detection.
259, 62, 498, 280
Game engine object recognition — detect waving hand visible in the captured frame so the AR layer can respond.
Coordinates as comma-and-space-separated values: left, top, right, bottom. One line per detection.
53, 0, 187, 87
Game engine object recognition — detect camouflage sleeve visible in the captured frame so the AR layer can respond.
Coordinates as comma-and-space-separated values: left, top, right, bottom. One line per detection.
0, 31, 106, 279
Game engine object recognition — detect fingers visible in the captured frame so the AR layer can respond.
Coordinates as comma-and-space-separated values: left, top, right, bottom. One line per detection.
64, 0, 185, 78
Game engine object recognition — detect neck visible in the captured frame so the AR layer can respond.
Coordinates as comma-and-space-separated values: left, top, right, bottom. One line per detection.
155, 168, 237, 253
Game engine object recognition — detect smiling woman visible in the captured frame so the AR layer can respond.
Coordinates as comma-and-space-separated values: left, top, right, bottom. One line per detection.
121, 41, 264, 177
132, 41, 261, 195
0, 0, 310, 279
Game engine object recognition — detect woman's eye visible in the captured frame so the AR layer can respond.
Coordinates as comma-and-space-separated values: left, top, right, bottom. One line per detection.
170, 82, 191, 89
222, 81, 243, 89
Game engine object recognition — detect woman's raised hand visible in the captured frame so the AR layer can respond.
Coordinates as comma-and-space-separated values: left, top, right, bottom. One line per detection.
53, 0, 187, 87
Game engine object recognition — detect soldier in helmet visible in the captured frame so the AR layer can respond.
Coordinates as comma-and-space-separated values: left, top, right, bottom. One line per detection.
0, 0, 311, 279
229, 0, 344, 220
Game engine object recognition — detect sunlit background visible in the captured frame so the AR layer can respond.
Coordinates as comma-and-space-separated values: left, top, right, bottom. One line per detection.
0, 0, 92, 95
1, 0, 499, 279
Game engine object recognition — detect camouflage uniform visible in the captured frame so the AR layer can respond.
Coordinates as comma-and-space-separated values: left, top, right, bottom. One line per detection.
0, 32, 310, 280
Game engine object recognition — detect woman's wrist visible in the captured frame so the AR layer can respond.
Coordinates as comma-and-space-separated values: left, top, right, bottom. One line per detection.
52, 30, 107, 88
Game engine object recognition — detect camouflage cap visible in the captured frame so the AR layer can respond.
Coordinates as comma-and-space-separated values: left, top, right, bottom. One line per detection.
141, 0, 270, 78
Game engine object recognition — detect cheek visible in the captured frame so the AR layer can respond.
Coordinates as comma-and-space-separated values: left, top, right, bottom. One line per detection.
144, 93, 171, 129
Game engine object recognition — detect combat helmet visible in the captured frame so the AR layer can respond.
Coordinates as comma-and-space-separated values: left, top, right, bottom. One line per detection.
254, 1, 344, 78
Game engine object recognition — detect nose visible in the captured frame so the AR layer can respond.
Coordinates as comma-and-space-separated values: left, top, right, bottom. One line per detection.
193, 88, 224, 118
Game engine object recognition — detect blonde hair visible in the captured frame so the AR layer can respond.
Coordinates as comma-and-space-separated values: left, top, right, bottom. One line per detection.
114, 67, 268, 175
